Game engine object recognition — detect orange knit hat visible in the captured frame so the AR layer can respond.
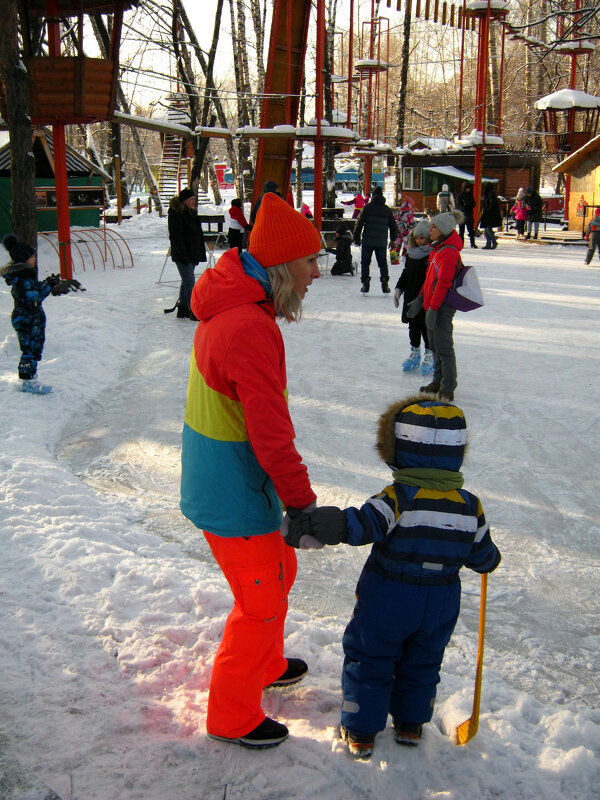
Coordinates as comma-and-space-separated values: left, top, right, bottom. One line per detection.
249, 192, 322, 267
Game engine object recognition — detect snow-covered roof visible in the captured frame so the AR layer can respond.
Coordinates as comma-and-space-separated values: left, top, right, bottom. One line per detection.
423, 165, 499, 183
535, 89, 600, 111
453, 130, 504, 147
0, 128, 111, 180
408, 136, 452, 151
466, 0, 509, 11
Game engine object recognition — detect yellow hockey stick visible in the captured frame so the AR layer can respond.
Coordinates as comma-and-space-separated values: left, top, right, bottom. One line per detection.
456, 573, 488, 745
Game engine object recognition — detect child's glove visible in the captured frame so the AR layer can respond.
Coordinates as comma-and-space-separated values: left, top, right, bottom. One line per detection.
393, 288, 402, 308
406, 295, 423, 318
51, 279, 71, 295
45, 273, 61, 288
285, 506, 348, 549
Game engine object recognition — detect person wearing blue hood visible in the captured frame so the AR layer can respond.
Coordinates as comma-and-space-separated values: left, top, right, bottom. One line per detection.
284, 394, 501, 759
250, 180, 282, 225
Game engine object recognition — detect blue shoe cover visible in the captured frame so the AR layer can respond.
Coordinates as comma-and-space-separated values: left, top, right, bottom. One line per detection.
19, 379, 53, 395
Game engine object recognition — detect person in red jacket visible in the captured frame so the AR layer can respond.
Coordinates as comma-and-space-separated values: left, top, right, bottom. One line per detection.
226, 198, 250, 253
407, 210, 464, 401
181, 192, 322, 749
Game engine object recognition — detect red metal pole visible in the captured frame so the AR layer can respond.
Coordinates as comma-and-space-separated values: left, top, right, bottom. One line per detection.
314, 0, 325, 232
47, 1, 72, 280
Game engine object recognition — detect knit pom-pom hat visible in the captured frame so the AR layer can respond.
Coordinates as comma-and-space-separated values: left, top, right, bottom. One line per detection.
412, 219, 431, 238
429, 209, 464, 236
2, 233, 35, 263
249, 192, 322, 267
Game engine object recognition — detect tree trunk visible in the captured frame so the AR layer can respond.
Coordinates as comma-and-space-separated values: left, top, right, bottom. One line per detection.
174, 0, 239, 192
230, 0, 253, 199
487, 21, 500, 130
395, 0, 412, 206
0, 0, 37, 247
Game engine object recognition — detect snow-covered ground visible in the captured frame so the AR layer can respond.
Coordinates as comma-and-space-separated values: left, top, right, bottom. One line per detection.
1, 210, 599, 800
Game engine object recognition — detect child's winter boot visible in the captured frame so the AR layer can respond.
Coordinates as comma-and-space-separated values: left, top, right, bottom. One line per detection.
340, 726, 375, 759
402, 346, 421, 372
420, 348, 434, 375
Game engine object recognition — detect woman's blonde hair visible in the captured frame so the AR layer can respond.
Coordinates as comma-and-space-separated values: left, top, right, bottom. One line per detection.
267, 263, 302, 322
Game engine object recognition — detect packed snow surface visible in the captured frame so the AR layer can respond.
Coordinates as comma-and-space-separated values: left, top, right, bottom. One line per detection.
1, 207, 599, 800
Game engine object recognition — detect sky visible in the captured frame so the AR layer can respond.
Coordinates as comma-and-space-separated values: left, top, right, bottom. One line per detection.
1, 193, 599, 799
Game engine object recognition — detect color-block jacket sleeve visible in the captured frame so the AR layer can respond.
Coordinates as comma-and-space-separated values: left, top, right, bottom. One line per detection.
463, 499, 501, 574
344, 487, 408, 546
224, 318, 316, 510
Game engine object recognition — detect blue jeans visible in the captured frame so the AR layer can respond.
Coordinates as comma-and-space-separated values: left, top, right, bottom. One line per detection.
175, 262, 196, 312
360, 245, 389, 283
484, 227, 497, 246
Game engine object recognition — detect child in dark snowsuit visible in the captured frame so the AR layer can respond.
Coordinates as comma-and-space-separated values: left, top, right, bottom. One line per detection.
284, 394, 501, 759
326, 224, 354, 275
2, 234, 64, 394
394, 220, 433, 375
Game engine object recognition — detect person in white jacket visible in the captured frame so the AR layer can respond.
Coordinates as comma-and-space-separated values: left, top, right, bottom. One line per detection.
436, 184, 455, 213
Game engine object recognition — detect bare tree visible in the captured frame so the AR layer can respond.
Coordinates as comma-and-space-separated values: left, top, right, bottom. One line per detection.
0, 0, 37, 246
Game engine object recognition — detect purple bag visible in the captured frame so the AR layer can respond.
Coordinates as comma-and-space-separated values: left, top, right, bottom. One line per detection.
444, 263, 485, 311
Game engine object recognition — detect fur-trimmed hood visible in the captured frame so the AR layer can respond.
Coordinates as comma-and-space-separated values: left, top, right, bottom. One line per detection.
169, 196, 194, 214
376, 394, 467, 472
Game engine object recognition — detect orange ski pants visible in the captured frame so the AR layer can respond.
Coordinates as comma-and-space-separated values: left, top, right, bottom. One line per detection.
204, 530, 297, 739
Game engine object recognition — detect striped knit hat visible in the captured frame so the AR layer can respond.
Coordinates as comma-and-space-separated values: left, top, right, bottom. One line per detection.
376, 394, 467, 472
249, 192, 321, 267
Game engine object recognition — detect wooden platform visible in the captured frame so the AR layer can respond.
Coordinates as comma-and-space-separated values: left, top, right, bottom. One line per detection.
498, 229, 587, 246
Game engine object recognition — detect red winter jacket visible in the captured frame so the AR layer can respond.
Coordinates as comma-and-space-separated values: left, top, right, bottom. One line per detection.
421, 230, 464, 311
181, 248, 316, 536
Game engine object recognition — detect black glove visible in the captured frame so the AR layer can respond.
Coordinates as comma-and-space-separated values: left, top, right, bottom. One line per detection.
406, 295, 423, 318
68, 278, 86, 292
45, 274, 61, 288
51, 279, 71, 296
286, 506, 348, 549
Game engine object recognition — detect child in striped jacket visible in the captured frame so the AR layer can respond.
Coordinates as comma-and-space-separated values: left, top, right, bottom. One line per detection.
285, 394, 501, 758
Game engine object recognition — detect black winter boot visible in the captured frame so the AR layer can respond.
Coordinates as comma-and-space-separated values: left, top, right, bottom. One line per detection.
381, 278, 390, 293
361, 278, 370, 294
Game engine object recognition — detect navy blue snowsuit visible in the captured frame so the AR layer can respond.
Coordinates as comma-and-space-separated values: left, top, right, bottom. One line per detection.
339, 400, 501, 736
2, 262, 53, 379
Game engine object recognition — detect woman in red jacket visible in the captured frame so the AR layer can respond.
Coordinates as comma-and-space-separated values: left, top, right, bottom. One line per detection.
182, 193, 322, 749
409, 210, 464, 402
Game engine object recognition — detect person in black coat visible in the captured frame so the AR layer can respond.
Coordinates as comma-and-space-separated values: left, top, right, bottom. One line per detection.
167, 187, 207, 319
479, 183, 502, 249
326, 224, 354, 275
353, 186, 399, 294
524, 186, 543, 240
456, 182, 477, 248
249, 180, 281, 225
